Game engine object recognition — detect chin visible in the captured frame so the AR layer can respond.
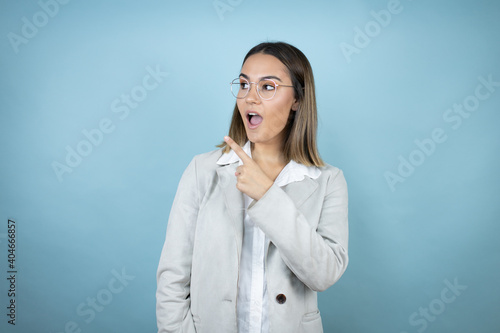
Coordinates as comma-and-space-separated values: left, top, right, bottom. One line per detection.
245, 131, 261, 143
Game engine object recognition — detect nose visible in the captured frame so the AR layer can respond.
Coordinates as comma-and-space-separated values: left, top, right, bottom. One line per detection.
245, 82, 261, 104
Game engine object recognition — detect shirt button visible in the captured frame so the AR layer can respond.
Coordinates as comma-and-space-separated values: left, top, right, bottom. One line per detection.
276, 294, 286, 304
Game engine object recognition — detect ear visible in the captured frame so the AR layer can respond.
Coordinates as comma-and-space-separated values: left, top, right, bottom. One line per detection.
291, 100, 299, 111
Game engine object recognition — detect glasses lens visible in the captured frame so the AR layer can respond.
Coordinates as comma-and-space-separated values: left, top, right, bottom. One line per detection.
258, 80, 277, 100
231, 78, 248, 98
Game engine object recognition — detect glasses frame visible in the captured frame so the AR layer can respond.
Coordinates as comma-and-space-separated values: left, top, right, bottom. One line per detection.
230, 77, 294, 100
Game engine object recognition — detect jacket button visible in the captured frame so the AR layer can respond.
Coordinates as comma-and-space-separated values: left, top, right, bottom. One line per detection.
276, 294, 286, 304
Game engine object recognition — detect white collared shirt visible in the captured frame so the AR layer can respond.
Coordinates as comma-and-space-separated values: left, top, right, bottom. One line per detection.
217, 142, 321, 333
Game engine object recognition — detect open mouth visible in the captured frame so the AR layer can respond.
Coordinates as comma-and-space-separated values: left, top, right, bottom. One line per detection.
247, 112, 263, 127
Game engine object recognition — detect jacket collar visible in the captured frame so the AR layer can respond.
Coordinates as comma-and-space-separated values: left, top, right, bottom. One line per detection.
216, 141, 252, 166
215, 142, 321, 256
216, 141, 321, 185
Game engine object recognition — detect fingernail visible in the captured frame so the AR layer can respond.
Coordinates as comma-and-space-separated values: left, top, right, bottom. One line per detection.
224, 136, 229, 141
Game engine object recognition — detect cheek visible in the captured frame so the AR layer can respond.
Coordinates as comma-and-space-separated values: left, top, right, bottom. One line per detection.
271, 99, 293, 119
266, 104, 291, 132
236, 101, 245, 118
273, 94, 295, 112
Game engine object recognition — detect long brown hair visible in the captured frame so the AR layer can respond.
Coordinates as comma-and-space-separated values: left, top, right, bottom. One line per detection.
217, 41, 324, 167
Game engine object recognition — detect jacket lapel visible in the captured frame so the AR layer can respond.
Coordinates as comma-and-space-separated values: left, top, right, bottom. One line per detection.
216, 163, 245, 257
281, 176, 319, 208
216, 161, 319, 262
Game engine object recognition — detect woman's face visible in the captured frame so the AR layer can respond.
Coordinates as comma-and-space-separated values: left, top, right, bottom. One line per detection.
237, 53, 299, 148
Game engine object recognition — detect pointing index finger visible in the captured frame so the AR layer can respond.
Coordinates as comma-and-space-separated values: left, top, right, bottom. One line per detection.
224, 136, 252, 164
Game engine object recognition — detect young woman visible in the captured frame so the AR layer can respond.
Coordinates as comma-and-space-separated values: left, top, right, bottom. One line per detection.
156, 42, 348, 333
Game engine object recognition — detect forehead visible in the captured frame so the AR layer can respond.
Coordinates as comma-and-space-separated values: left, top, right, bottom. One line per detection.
240, 53, 290, 81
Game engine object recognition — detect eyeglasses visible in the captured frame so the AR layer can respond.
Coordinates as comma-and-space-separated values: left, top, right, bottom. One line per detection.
230, 78, 294, 100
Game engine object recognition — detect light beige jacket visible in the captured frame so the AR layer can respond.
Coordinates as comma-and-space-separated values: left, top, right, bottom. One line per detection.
156, 148, 348, 333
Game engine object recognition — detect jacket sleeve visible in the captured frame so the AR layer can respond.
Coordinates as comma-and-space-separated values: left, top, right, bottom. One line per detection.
248, 168, 348, 292
156, 158, 199, 333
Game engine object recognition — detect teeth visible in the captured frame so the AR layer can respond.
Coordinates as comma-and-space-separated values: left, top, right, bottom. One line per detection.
248, 112, 258, 116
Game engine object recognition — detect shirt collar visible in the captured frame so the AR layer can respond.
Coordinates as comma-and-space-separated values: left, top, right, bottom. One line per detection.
275, 159, 321, 187
217, 141, 252, 166
217, 141, 321, 186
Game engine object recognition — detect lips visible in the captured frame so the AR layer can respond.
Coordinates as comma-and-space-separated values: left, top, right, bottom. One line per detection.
246, 111, 263, 129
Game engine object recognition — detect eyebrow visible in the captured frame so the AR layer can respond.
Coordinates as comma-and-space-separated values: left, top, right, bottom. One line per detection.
239, 73, 283, 82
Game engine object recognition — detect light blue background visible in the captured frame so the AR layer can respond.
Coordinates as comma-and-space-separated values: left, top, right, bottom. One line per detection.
1, 0, 499, 332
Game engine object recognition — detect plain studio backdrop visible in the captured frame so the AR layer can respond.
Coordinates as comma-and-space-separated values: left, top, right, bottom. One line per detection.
1, 0, 499, 332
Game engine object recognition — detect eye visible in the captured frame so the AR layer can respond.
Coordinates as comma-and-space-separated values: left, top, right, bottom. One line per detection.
240, 81, 249, 90
261, 81, 276, 91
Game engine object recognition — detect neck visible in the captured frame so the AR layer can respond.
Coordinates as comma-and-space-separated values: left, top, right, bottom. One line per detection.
251, 140, 287, 166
